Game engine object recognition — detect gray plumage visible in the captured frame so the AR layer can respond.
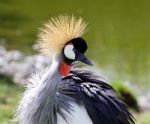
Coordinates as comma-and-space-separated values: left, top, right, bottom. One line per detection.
15, 55, 74, 124
14, 57, 134, 124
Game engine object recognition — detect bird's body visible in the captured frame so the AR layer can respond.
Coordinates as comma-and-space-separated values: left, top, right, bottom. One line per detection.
15, 15, 134, 124
57, 101, 93, 124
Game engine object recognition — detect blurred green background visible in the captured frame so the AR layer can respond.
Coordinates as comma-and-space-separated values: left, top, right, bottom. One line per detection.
0, 0, 150, 123
0, 0, 150, 88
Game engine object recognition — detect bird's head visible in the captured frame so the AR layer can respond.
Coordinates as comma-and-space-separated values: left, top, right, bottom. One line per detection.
37, 15, 92, 76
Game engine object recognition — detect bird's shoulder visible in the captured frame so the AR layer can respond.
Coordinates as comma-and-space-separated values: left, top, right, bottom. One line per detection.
62, 68, 114, 97
61, 68, 134, 124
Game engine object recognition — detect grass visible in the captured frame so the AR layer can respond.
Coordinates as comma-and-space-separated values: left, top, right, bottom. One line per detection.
134, 112, 150, 124
0, 74, 23, 124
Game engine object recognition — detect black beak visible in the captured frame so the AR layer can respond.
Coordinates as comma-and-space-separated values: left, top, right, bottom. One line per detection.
74, 49, 93, 66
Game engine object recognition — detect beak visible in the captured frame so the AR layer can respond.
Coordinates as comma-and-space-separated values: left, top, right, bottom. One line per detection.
74, 49, 93, 66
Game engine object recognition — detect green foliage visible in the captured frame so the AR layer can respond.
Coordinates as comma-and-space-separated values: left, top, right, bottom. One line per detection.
135, 112, 150, 124
0, 74, 14, 85
111, 80, 139, 112
138, 113, 150, 124
0, 74, 23, 123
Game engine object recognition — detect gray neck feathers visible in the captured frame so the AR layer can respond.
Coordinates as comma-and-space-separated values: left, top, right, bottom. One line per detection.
15, 55, 62, 124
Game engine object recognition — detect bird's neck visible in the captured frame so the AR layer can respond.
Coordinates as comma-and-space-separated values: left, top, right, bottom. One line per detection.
31, 55, 62, 123
47, 54, 71, 77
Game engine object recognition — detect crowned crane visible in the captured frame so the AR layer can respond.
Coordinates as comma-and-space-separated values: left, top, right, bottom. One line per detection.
15, 15, 134, 124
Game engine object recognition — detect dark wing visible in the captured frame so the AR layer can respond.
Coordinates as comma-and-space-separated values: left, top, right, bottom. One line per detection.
62, 69, 135, 124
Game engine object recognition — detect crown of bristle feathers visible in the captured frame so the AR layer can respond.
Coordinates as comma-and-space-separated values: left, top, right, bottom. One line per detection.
37, 15, 87, 56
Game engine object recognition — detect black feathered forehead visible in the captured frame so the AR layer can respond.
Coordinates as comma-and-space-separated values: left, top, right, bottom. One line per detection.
69, 38, 88, 53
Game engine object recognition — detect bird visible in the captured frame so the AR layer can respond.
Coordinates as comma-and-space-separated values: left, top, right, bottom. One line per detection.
15, 15, 135, 124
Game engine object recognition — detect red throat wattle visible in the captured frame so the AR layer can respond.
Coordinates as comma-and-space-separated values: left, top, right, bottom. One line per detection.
59, 63, 71, 76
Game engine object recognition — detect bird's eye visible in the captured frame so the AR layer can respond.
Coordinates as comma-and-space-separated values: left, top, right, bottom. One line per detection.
63, 44, 75, 60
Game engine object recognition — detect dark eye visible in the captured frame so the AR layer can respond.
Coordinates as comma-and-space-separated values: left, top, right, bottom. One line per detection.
71, 38, 87, 53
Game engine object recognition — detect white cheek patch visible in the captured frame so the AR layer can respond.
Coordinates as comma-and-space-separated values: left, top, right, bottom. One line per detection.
64, 44, 75, 60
